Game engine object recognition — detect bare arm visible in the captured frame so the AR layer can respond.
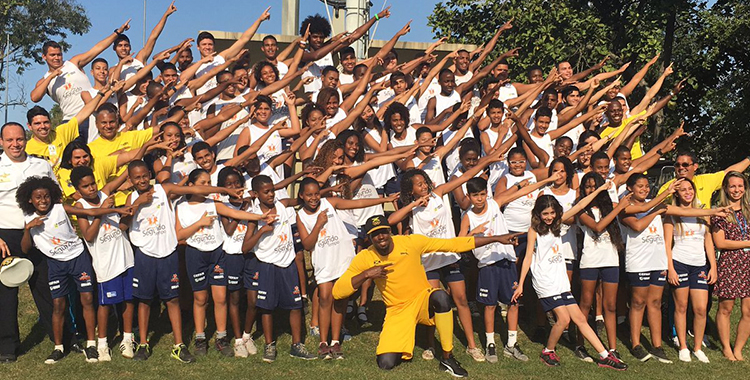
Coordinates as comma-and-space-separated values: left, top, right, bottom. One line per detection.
71, 19, 131, 68
220, 7, 270, 60
134, 2, 177, 63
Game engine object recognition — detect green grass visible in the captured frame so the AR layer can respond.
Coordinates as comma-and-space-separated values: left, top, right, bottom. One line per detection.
4, 285, 750, 380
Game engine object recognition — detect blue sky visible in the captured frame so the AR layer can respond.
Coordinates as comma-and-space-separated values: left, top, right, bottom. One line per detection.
5, 0, 441, 124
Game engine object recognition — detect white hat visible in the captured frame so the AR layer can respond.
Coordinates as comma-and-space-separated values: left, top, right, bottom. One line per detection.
0, 256, 34, 287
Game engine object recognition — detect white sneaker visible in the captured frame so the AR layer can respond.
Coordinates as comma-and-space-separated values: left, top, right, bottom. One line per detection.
422, 348, 434, 360
234, 341, 249, 358
244, 338, 257, 355
466, 347, 485, 362
119, 339, 135, 359
693, 350, 710, 363
672, 336, 680, 348
678, 348, 691, 362
98, 346, 111, 362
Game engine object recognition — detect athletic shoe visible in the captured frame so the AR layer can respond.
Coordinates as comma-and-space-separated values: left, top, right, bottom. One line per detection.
609, 349, 624, 362
133, 343, 151, 361
539, 350, 560, 367
0, 353, 17, 363
234, 340, 249, 358
693, 350, 710, 363
422, 348, 435, 360
194, 337, 208, 356
309, 326, 320, 338
215, 336, 233, 357
244, 338, 257, 355
263, 342, 277, 363
485, 343, 498, 363
574, 345, 594, 363
499, 303, 508, 318
318, 342, 331, 360
650, 346, 673, 363
439, 354, 468, 378
671, 336, 680, 348
84, 346, 99, 363
97, 346, 111, 362
341, 327, 352, 342
358, 310, 372, 328
346, 301, 354, 316
597, 352, 628, 370
630, 345, 651, 362
503, 344, 529, 362
466, 347, 484, 362
330, 342, 344, 360
119, 339, 135, 359
44, 349, 64, 364
171, 343, 196, 363
678, 348, 691, 362
468, 301, 480, 317
70, 342, 84, 354
289, 343, 316, 360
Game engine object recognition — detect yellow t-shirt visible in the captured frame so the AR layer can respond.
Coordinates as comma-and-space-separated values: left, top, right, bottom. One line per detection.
25, 117, 79, 171
56, 156, 118, 201
601, 111, 646, 159
658, 171, 726, 209
88, 129, 152, 205
333, 235, 476, 308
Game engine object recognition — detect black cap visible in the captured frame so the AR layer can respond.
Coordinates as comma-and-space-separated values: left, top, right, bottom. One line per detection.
364, 215, 391, 236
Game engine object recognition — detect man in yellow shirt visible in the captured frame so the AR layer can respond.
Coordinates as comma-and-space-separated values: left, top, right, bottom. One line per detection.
658, 151, 750, 208
25, 87, 112, 170
333, 215, 519, 377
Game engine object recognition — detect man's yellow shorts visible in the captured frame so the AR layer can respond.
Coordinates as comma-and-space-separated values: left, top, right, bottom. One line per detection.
376, 287, 439, 359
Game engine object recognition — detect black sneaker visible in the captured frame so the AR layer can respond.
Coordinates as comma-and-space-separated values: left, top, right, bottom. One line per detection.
574, 345, 594, 363
263, 342, 277, 363
133, 343, 151, 361
44, 349, 65, 364
630, 345, 651, 362
289, 342, 316, 360
650, 346, 673, 363
69, 342, 84, 354
485, 343, 498, 363
439, 354, 468, 378
540, 350, 560, 367
215, 336, 233, 357
0, 353, 17, 363
171, 343, 196, 363
609, 349, 624, 362
83, 346, 99, 363
194, 337, 208, 356
598, 352, 628, 371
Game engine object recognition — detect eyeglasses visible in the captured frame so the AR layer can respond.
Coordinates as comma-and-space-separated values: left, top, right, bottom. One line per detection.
675, 162, 694, 168
509, 160, 526, 165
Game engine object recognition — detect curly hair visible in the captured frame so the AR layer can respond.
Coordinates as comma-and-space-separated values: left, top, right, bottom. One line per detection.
252, 60, 279, 85
301, 103, 325, 128
578, 172, 624, 251
16, 176, 62, 215
531, 195, 563, 237
300, 14, 331, 38
312, 139, 344, 169
383, 102, 410, 132
400, 169, 433, 205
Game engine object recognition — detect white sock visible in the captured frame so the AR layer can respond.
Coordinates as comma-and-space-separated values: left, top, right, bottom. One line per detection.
599, 350, 609, 359
54, 344, 64, 352
595, 315, 604, 322
242, 332, 252, 341
86, 340, 96, 348
485, 332, 495, 346
507, 330, 517, 347
98, 337, 108, 349
122, 332, 133, 342
543, 347, 554, 353
174, 344, 182, 349
331, 340, 340, 346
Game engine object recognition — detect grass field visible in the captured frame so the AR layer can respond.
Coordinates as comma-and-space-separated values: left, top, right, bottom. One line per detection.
4, 285, 750, 380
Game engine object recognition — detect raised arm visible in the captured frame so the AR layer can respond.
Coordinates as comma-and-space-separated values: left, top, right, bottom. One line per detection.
631, 63, 672, 115
71, 19, 131, 69
220, 7, 270, 60
434, 151, 503, 197
562, 181, 611, 223
135, 2, 177, 63
567, 56, 608, 83
578, 194, 631, 233
620, 53, 660, 98
469, 19, 513, 73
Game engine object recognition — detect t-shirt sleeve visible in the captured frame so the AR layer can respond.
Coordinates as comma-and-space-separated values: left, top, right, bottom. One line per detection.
94, 155, 118, 180
657, 179, 674, 196
127, 129, 154, 150
332, 252, 371, 300
703, 171, 726, 193
411, 234, 476, 255
57, 117, 80, 145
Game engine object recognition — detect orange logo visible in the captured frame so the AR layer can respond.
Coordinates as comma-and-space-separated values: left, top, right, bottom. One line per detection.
685, 230, 695, 236
79, 272, 91, 282
648, 226, 657, 233
319, 229, 327, 237
552, 244, 560, 254
103, 223, 113, 232
170, 274, 179, 283
279, 232, 288, 243
430, 218, 440, 228
237, 224, 247, 233
292, 286, 300, 295
63, 83, 72, 91
147, 216, 158, 225
51, 237, 62, 246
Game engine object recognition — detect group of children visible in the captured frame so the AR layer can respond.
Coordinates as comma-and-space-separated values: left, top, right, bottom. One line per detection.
12, 3, 750, 377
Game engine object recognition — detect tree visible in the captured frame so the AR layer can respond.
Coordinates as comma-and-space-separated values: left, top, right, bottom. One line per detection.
428, 0, 750, 171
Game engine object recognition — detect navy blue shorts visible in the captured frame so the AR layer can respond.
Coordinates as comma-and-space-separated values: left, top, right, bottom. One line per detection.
47, 252, 95, 299
580, 266, 620, 284
98, 267, 134, 305
243, 256, 259, 290
185, 245, 227, 291
565, 259, 576, 272
539, 292, 577, 312
510, 231, 527, 262
672, 260, 709, 290
225, 254, 245, 291
477, 259, 518, 306
383, 175, 401, 196
426, 262, 464, 283
627, 270, 667, 288
252, 260, 302, 310
132, 248, 180, 300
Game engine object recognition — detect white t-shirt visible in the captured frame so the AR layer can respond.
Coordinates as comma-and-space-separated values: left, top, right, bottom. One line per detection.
529, 133, 554, 167
212, 96, 250, 161
78, 192, 134, 281
550, 189, 579, 261
454, 70, 473, 86
532, 231, 570, 298
129, 184, 178, 258
502, 171, 539, 232
251, 201, 296, 267
195, 55, 226, 95
410, 192, 461, 272
24, 204, 84, 261
467, 199, 516, 266
159, 152, 197, 184
119, 58, 144, 92
442, 127, 475, 176
176, 198, 224, 251
248, 123, 282, 168
297, 198, 356, 284
45, 61, 92, 120
578, 207, 620, 269
670, 217, 708, 266
221, 202, 250, 255
302, 52, 334, 93
623, 207, 667, 272
0, 154, 56, 229
433, 90, 461, 118
363, 128, 396, 188
497, 83, 518, 103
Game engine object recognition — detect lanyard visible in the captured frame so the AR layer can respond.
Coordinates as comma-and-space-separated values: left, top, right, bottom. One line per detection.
736, 210, 750, 240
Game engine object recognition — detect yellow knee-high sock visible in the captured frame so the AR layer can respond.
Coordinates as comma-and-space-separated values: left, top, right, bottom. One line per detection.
434, 310, 454, 354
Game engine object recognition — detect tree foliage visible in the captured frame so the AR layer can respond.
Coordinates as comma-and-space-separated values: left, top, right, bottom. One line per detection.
428, 0, 750, 171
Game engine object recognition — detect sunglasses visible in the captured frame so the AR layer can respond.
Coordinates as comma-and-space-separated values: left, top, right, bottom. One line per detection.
675, 162, 695, 168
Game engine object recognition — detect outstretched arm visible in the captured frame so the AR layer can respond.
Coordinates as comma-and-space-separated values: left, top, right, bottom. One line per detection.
220, 7, 270, 60
71, 19, 131, 69
631, 63, 672, 115
134, 2, 177, 63
620, 53, 660, 98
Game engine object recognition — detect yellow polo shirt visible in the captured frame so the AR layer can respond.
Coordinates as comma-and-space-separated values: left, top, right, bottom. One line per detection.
88, 129, 152, 204
657, 171, 725, 209
25, 117, 79, 171
601, 110, 646, 159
